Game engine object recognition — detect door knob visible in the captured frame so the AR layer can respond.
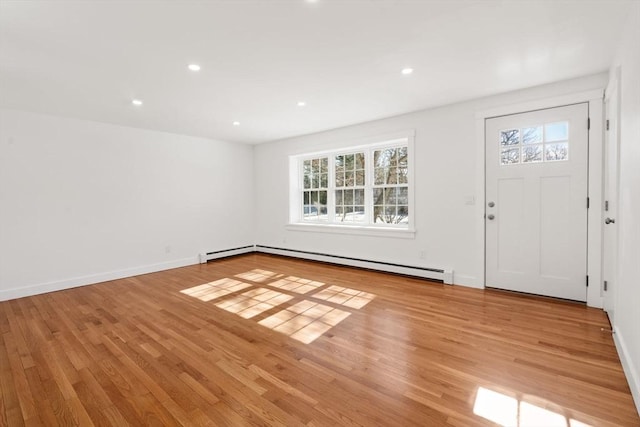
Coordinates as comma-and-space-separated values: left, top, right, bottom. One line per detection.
605, 217, 616, 224
488, 201, 495, 208
487, 214, 495, 220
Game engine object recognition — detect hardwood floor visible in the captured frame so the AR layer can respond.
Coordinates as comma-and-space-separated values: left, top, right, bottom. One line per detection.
1, 253, 638, 426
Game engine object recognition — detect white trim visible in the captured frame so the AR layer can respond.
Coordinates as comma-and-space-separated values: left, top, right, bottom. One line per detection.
602, 67, 622, 312
452, 274, 483, 289
476, 89, 605, 308
613, 326, 640, 415
0, 256, 198, 302
586, 99, 604, 308
287, 129, 417, 157
296, 137, 410, 160
475, 89, 604, 120
285, 222, 416, 239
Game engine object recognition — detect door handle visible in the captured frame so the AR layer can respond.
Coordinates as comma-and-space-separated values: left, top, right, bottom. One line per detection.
487, 214, 495, 220
605, 217, 616, 224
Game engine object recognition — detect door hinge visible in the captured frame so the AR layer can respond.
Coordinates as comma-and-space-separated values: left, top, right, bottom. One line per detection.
604, 280, 608, 291
605, 200, 609, 211
586, 275, 589, 287
587, 197, 590, 209
606, 119, 610, 131
588, 117, 591, 130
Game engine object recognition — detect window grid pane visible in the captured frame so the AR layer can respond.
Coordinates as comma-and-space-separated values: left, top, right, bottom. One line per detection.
302, 156, 329, 221
372, 146, 409, 225
335, 152, 365, 189
335, 152, 366, 223
373, 185, 409, 225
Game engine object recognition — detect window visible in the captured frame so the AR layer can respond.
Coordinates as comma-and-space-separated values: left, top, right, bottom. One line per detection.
335, 152, 365, 223
291, 136, 413, 230
302, 158, 328, 221
500, 121, 569, 165
373, 147, 408, 225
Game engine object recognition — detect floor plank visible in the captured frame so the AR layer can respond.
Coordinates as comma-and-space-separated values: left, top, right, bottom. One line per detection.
0, 253, 638, 426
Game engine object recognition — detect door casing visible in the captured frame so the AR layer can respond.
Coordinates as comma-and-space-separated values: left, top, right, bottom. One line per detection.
603, 69, 621, 320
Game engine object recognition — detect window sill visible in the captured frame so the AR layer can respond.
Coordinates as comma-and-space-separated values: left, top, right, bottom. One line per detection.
286, 223, 416, 239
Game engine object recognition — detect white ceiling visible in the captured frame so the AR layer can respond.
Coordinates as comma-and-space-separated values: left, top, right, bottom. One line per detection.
0, 0, 633, 145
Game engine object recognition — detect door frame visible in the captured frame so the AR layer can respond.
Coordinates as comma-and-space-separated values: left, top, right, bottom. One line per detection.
474, 89, 605, 308
603, 68, 622, 317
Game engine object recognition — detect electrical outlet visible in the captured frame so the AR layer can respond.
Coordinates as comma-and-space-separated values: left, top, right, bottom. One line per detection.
419, 250, 426, 260
165, 245, 171, 253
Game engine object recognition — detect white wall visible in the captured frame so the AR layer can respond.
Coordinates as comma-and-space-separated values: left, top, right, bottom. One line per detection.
0, 109, 254, 300
611, 2, 640, 413
254, 73, 608, 289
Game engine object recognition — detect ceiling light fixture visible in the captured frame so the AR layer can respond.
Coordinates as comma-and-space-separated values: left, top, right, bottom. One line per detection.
233, 121, 240, 126
132, 99, 143, 106
188, 64, 201, 72
401, 68, 414, 75
297, 101, 306, 107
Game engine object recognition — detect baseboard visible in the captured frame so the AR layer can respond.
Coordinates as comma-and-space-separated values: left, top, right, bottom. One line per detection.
0, 256, 198, 302
452, 274, 483, 289
254, 245, 452, 283
199, 245, 256, 263
613, 326, 640, 416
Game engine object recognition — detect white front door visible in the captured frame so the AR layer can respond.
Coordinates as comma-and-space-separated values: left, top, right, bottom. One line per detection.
603, 75, 620, 321
485, 103, 589, 301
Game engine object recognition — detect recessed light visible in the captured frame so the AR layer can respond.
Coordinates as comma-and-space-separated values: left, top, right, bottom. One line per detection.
401, 68, 414, 75
188, 64, 201, 72
132, 99, 143, 106
233, 121, 240, 126
297, 101, 306, 107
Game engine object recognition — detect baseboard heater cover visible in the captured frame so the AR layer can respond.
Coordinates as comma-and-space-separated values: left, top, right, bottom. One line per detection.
254, 245, 454, 284
199, 245, 255, 263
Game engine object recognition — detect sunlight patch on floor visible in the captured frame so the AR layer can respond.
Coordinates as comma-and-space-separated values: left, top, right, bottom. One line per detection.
234, 269, 280, 283
215, 288, 294, 319
181, 272, 374, 345
312, 285, 375, 309
473, 387, 592, 427
269, 276, 325, 294
259, 300, 351, 344
180, 278, 251, 302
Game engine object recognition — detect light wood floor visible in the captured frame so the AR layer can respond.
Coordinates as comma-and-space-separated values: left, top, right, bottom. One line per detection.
1, 254, 638, 426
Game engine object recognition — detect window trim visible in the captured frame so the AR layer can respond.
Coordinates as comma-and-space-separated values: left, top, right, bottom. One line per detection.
285, 222, 416, 239
288, 131, 415, 235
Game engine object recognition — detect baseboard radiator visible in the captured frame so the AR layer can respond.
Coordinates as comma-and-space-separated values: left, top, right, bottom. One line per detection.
198, 245, 256, 263
199, 245, 453, 284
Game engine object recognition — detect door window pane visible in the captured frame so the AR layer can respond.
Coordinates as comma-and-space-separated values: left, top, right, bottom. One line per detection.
522, 126, 543, 144
544, 122, 568, 142
501, 129, 520, 145
522, 145, 543, 163
501, 148, 520, 165
545, 143, 569, 161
